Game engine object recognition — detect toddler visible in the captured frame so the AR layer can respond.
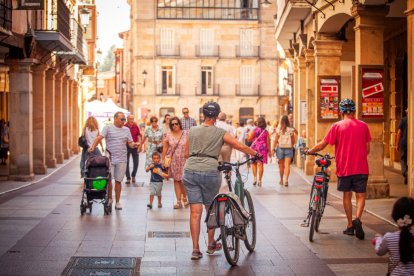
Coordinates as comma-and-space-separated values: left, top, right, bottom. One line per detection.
145, 151, 168, 209
373, 197, 414, 275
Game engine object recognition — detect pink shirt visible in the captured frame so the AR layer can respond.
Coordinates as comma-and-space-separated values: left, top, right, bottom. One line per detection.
324, 117, 371, 177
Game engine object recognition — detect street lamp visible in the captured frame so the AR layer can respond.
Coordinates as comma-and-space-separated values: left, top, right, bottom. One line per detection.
142, 70, 148, 87
260, 0, 272, 8
79, 8, 90, 29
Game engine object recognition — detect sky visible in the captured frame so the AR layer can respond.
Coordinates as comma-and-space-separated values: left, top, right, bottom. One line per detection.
96, 0, 130, 59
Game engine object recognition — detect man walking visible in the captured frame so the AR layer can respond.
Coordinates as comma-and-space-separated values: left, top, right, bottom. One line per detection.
396, 109, 408, 185
306, 99, 371, 240
215, 112, 234, 162
180, 107, 197, 130
125, 114, 142, 184
89, 112, 139, 210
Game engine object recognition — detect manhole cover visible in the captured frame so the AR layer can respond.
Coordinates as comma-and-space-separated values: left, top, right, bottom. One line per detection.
148, 231, 190, 238
61, 257, 140, 276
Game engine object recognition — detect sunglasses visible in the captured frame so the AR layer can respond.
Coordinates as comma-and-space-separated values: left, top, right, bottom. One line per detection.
170, 122, 179, 126
120, 118, 126, 122
183, 111, 189, 114
151, 120, 158, 123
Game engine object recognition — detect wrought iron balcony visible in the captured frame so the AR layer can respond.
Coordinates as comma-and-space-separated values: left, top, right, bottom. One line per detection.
195, 84, 220, 96
156, 84, 181, 96
195, 46, 220, 57
55, 19, 87, 64
34, 0, 72, 51
236, 46, 260, 58
236, 84, 260, 96
0, 0, 12, 34
156, 45, 180, 57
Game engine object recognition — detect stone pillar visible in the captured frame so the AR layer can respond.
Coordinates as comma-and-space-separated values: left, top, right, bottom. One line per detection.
71, 81, 80, 155
7, 59, 36, 181
32, 64, 48, 174
352, 5, 389, 198
68, 79, 74, 155
406, 0, 414, 197
54, 72, 64, 164
305, 49, 316, 175
62, 76, 70, 159
313, 36, 343, 180
295, 56, 306, 169
45, 69, 56, 168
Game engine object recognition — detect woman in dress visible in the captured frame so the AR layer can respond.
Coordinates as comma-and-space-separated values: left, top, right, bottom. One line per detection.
162, 117, 188, 209
80, 116, 102, 178
247, 117, 270, 186
272, 115, 295, 186
143, 116, 163, 167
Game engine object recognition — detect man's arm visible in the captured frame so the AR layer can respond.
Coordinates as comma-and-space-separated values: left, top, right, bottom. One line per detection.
88, 135, 104, 153
307, 139, 329, 154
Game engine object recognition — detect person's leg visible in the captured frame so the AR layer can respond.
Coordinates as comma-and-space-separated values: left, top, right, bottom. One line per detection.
284, 157, 292, 184
401, 151, 408, 184
180, 181, 188, 205
257, 161, 264, 185
115, 180, 122, 203
149, 195, 154, 205
252, 162, 258, 184
343, 191, 353, 228
355, 192, 366, 219
189, 203, 203, 251
132, 150, 139, 180
278, 159, 285, 183
108, 180, 113, 201
204, 205, 216, 246
158, 196, 162, 204
174, 180, 183, 208
80, 148, 86, 178
125, 149, 131, 182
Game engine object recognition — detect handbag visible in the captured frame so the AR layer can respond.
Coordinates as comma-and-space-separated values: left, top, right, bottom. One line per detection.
78, 135, 88, 149
163, 132, 184, 168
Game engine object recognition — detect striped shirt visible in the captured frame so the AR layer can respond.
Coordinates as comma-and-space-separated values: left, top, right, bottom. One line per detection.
376, 230, 414, 275
180, 117, 197, 130
101, 124, 133, 164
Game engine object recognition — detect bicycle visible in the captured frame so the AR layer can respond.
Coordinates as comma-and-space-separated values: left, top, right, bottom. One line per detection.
302, 151, 334, 242
206, 157, 258, 266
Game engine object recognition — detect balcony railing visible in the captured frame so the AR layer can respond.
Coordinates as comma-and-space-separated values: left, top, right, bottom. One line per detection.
156, 45, 180, 57
34, 0, 71, 41
70, 18, 87, 61
195, 46, 220, 57
236, 84, 260, 96
236, 46, 260, 58
195, 84, 220, 96
156, 84, 181, 96
0, 0, 12, 32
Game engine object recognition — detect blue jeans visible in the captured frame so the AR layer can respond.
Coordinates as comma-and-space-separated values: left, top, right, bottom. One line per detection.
126, 147, 139, 180
80, 147, 101, 178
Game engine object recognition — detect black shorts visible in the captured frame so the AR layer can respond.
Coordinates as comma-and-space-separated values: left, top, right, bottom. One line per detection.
337, 174, 368, 193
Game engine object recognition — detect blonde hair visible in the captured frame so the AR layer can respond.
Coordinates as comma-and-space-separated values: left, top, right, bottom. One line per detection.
84, 116, 99, 133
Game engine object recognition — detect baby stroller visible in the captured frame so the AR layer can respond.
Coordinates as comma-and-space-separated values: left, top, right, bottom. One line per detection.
81, 155, 112, 215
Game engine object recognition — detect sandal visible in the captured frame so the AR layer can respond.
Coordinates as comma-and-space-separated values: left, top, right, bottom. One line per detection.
182, 199, 189, 207
206, 242, 222, 254
191, 250, 203, 260
173, 202, 183, 209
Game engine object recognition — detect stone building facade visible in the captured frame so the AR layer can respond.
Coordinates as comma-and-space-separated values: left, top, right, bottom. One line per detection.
0, 0, 98, 181
275, 0, 414, 197
126, 0, 279, 123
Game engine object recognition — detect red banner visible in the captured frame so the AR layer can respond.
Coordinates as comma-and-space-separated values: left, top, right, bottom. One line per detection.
361, 68, 384, 119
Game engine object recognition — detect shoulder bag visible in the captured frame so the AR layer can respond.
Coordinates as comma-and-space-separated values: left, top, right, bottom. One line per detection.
250, 129, 267, 148
163, 131, 184, 168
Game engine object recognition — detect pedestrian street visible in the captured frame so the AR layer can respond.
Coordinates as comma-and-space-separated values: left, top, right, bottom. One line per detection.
0, 155, 397, 275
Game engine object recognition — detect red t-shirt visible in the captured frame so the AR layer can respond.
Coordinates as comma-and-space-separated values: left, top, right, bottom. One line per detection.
125, 122, 141, 143
323, 117, 371, 177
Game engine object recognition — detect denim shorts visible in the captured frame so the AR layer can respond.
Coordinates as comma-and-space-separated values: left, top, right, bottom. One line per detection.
182, 170, 221, 206
276, 147, 293, 160
111, 162, 127, 183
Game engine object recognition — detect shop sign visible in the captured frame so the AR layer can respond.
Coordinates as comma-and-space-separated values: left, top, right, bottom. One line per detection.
318, 76, 340, 122
17, 0, 44, 10
359, 66, 385, 121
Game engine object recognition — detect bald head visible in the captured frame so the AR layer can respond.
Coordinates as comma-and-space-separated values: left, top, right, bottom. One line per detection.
127, 114, 135, 124
218, 112, 226, 121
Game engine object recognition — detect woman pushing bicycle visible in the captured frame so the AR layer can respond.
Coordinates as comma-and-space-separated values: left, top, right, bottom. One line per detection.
182, 101, 260, 260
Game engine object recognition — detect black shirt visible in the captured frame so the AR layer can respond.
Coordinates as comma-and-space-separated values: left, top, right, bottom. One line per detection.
150, 164, 166, 182
398, 117, 408, 150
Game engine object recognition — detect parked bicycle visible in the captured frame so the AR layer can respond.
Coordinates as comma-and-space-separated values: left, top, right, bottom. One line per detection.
302, 151, 334, 242
205, 157, 259, 266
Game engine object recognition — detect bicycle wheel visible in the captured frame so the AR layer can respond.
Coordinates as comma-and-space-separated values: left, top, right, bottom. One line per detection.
309, 191, 320, 242
315, 192, 324, 232
243, 189, 256, 252
220, 202, 240, 266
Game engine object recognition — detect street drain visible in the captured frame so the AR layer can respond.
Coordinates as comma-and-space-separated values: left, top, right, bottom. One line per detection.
61, 257, 140, 276
148, 231, 190, 238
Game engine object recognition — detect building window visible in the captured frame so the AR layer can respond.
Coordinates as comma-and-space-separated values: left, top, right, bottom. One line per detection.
160, 28, 175, 56
201, 66, 213, 95
199, 29, 214, 56
239, 107, 254, 124
239, 66, 254, 95
239, 29, 254, 56
160, 107, 175, 118
161, 66, 174, 94
156, 0, 259, 20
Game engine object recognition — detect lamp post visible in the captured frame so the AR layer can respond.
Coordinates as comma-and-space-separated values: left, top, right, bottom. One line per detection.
79, 8, 90, 31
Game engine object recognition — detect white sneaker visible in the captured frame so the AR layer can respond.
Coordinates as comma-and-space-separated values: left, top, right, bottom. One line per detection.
115, 202, 122, 210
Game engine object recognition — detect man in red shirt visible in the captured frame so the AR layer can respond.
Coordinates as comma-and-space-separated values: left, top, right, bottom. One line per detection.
125, 114, 142, 184
307, 99, 371, 240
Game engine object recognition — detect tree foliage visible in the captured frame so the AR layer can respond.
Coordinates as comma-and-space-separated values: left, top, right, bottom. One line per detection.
98, 45, 116, 72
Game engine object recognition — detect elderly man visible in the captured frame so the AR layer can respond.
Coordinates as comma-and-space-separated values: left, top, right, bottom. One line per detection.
215, 112, 234, 162
180, 107, 197, 130
89, 112, 139, 210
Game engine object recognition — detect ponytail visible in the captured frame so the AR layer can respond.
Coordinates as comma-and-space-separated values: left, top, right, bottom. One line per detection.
392, 197, 414, 264
399, 226, 414, 264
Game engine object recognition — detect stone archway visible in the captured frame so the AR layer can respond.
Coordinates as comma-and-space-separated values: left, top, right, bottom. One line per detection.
319, 13, 353, 34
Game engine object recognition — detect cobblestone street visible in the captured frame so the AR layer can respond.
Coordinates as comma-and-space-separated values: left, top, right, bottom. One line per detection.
0, 155, 398, 275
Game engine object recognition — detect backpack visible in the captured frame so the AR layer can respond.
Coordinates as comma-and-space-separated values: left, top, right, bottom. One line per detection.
278, 129, 292, 148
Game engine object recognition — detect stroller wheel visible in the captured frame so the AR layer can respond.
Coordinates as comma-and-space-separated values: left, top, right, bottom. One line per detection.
88, 203, 93, 213
104, 205, 110, 215
80, 204, 86, 215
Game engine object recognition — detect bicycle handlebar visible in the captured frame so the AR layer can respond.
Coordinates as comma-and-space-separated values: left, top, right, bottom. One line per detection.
219, 156, 259, 168
302, 150, 335, 159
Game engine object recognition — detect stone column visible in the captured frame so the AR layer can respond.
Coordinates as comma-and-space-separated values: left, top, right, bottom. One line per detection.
295, 56, 306, 169
305, 49, 316, 175
7, 59, 36, 181
313, 36, 343, 180
352, 5, 389, 198
45, 69, 56, 168
54, 71, 64, 164
71, 81, 80, 154
62, 75, 70, 159
68, 79, 74, 155
32, 64, 48, 174
406, 0, 414, 197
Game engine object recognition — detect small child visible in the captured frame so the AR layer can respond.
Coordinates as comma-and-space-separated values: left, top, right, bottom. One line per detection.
373, 197, 414, 275
145, 151, 168, 209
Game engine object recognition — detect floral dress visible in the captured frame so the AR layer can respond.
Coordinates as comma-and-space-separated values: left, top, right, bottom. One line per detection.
144, 127, 163, 167
251, 128, 269, 164
165, 131, 188, 181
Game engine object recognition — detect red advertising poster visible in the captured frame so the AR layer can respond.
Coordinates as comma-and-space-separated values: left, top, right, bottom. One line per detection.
319, 77, 340, 120
361, 67, 384, 119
